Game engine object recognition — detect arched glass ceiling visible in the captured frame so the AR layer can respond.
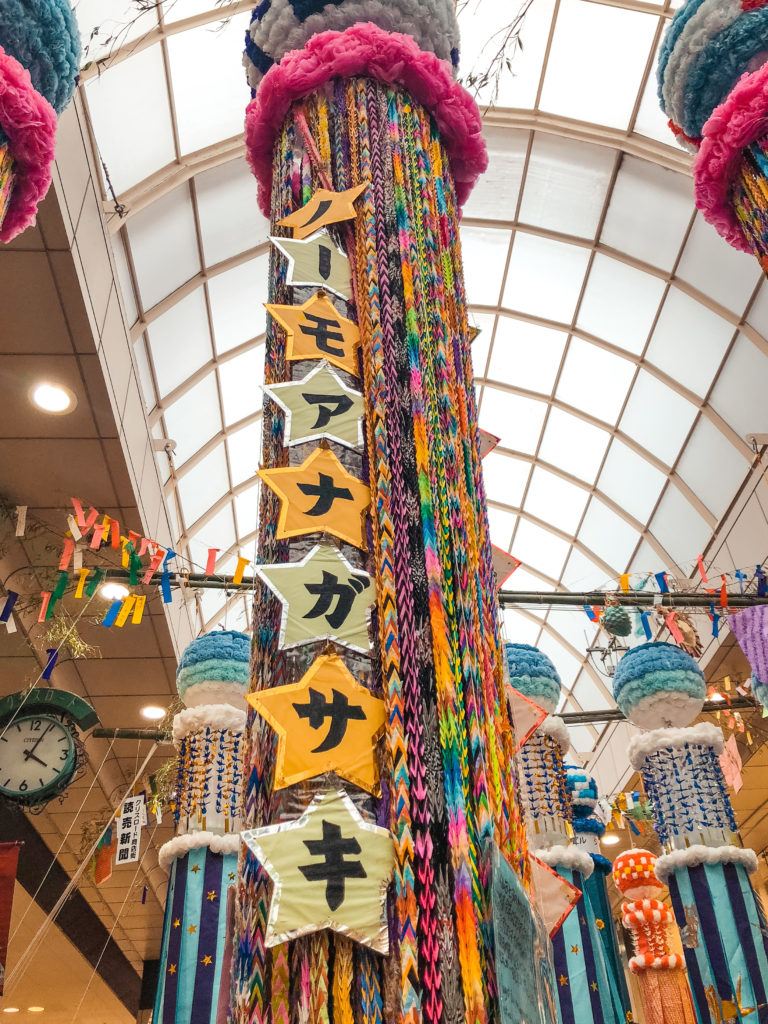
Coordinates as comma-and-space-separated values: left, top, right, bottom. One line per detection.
74, 0, 768, 757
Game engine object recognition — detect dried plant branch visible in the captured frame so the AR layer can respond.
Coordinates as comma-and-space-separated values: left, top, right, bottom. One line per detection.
458, 0, 536, 105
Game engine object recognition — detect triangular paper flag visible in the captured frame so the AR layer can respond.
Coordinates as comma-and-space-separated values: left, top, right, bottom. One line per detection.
507, 686, 547, 754
492, 545, 522, 589
720, 733, 743, 793
478, 429, 500, 459
529, 854, 581, 938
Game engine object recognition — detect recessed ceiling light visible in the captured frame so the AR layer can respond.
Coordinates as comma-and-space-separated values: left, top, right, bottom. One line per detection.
27, 1009, 45, 1014
30, 382, 76, 414
100, 582, 130, 602
2, 1009, 20, 1014
601, 833, 621, 846
141, 705, 166, 721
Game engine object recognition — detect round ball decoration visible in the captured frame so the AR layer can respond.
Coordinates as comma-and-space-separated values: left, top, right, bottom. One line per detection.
612, 641, 706, 729
0, 0, 80, 114
613, 849, 665, 901
176, 629, 251, 709
0, 0, 80, 243
603, 603, 632, 638
504, 642, 562, 713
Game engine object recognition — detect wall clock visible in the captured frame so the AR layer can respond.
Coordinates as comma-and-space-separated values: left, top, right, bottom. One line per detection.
0, 689, 98, 809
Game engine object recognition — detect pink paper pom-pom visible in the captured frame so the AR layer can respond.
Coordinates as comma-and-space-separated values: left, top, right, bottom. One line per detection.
244, 22, 487, 218
694, 63, 768, 253
0, 45, 57, 244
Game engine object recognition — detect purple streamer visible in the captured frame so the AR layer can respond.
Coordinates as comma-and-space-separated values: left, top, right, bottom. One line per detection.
42, 648, 58, 681
729, 605, 768, 682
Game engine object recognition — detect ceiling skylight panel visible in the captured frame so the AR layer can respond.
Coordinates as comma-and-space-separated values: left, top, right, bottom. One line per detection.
561, 548, 612, 591
747, 280, 768, 339
146, 289, 213, 397
649, 487, 712, 567
646, 290, 732, 399
538, 409, 610, 484
598, 438, 667, 523
177, 444, 229, 526
711, 334, 768, 441
76, 0, 159, 62
463, 127, 527, 222
219, 348, 264, 426
502, 234, 590, 323
519, 134, 614, 240
677, 216, 761, 314
196, 158, 270, 267
524, 468, 589, 535
479, 388, 547, 453
619, 370, 697, 465
601, 157, 692, 272
235, 485, 260, 540
469, 312, 496, 379
501, 610, 542, 648
163, 373, 222, 465
514, 519, 570, 579
461, 227, 511, 306
128, 188, 201, 311
537, 633, 580, 688
487, 319, 567, 394
550, 611, 599, 656
579, 497, 641, 571
634, 42, 679, 146
227, 422, 262, 487
677, 419, 749, 520
187, 504, 237, 571
486, 507, 518, 552
166, 16, 250, 153
208, 254, 270, 353
164, 0, 220, 21
458, 0, 556, 110
85, 44, 176, 195
539, 0, 658, 130
571, 671, 612, 712
578, 255, 666, 356
556, 338, 635, 424
480, 451, 530, 508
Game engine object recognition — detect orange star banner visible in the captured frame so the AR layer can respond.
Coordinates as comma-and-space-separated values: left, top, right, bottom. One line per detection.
258, 447, 370, 549
246, 654, 385, 793
277, 183, 365, 239
266, 292, 360, 376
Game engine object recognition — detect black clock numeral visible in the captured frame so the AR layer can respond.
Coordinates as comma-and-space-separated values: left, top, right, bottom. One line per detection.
2, 779, 10, 788
19, 780, 28, 791
31, 720, 42, 732
60, 750, 68, 761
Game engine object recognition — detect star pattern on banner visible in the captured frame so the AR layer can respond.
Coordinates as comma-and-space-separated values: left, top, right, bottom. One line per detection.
594, 918, 605, 931
228, 872, 236, 882
256, 544, 373, 653
571, 945, 580, 954
190, 864, 201, 874
187, 924, 197, 935
241, 789, 393, 952
206, 890, 218, 902
258, 447, 371, 550
267, 292, 360, 376
263, 362, 364, 450
271, 231, 352, 300
277, 183, 365, 240
172, 918, 181, 928
168, 964, 177, 975
201, 954, 213, 967
246, 653, 385, 793
559, 975, 569, 988
591, 982, 599, 993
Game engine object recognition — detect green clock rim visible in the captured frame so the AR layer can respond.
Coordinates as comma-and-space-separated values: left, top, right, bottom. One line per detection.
0, 713, 77, 802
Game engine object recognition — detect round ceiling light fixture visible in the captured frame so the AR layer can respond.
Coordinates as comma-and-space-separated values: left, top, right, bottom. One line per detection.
100, 582, 130, 602
30, 382, 76, 414
28, 1010, 45, 1014
601, 833, 621, 846
141, 705, 166, 721
2, 1009, 20, 1014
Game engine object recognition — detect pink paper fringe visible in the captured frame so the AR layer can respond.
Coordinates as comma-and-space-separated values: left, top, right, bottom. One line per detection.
244, 22, 488, 217
694, 62, 768, 252
0, 46, 57, 244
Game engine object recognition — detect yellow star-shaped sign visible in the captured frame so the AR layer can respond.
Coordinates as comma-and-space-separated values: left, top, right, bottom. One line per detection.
263, 362, 364, 451
247, 654, 385, 794
266, 292, 360, 377
259, 447, 370, 550
241, 789, 393, 953
278, 183, 365, 239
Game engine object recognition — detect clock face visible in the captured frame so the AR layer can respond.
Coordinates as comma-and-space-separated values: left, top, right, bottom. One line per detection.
0, 714, 76, 801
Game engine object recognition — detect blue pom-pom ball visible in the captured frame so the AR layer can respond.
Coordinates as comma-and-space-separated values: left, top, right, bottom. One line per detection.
0, 0, 81, 113
612, 641, 705, 729
176, 629, 251, 709
504, 643, 561, 713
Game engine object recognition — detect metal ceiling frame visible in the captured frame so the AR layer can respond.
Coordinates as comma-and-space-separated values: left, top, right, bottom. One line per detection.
76, 0, 768, 747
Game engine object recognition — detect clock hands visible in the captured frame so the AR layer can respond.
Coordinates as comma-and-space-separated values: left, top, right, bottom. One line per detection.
23, 722, 54, 766
24, 751, 49, 768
